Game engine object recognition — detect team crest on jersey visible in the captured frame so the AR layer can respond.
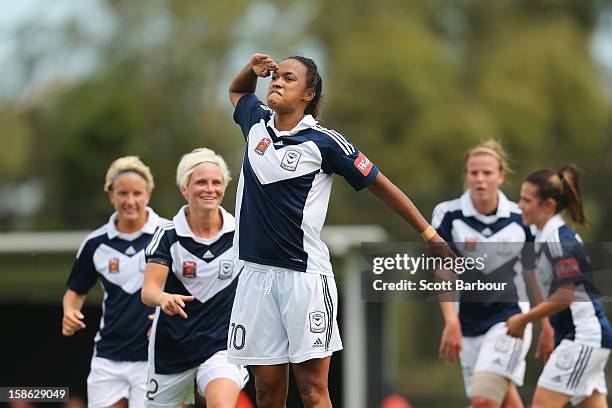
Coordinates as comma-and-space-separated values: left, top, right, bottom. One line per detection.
218, 260, 233, 279
280, 149, 301, 171
309, 311, 326, 333
254, 137, 272, 155
182, 261, 197, 278
353, 152, 373, 176
464, 237, 477, 251
109, 258, 120, 273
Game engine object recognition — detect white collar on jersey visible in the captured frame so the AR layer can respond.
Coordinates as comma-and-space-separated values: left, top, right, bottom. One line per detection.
107, 207, 160, 240
535, 213, 565, 243
173, 204, 235, 245
460, 190, 513, 223
267, 112, 317, 137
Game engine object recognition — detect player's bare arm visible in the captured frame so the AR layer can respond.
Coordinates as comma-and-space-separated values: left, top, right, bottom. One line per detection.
61, 289, 87, 336
142, 262, 194, 319
506, 283, 575, 339
229, 53, 278, 107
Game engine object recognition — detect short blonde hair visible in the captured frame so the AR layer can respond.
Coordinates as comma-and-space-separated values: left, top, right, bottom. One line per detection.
465, 139, 512, 174
176, 148, 232, 189
104, 156, 155, 192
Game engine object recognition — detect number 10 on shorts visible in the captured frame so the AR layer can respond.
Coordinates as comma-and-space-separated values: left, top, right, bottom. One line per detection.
229, 323, 246, 350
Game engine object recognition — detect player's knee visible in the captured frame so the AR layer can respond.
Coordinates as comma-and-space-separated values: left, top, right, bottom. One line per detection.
255, 383, 286, 408
296, 381, 329, 407
472, 372, 509, 407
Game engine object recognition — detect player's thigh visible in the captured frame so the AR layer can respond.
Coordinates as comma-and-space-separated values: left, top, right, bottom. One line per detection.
87, 357, 131, 408
251, 364, 289, 395
292, 357, 331, 389
144, 368, 196, 408
202, 378, 241, 407
576, 391, 608, 408
280, 272, 342, 363
227, 267, 289, 365
531, 386, 571, 408
195, 350, 249, 397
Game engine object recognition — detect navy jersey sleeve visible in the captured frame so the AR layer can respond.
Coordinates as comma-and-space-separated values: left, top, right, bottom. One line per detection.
233, 94, 272, 141
521, 225, 536, 269
431, 204, 452, 243
546, 239, 584, 288
320, 132, 379, 191
145, 227, 173, 267
66, 239, 99, 294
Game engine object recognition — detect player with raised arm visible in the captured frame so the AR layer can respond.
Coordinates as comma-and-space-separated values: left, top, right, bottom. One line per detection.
227, 53, 454, 408
142, 148, 248, 408
433, 140, 535, 408
506, 165, 612, 408
62, 156, 167, 408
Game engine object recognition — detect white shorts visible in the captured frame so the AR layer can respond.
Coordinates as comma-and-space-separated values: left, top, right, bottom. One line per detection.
227, 263, 343, 365
538, 339, 610, 406
144, 350, 248, 407
87, 356, 148, 408
460, 321, 532, 397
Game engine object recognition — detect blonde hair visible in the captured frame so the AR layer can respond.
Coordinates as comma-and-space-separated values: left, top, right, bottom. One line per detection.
465, 139, 512, 174
176, 148, 232, 189
104, 156, 155, 192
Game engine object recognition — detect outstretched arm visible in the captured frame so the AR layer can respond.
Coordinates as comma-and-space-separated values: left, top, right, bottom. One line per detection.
506, 283, 574, 339
229, 53, 279, 108
142, 263, 194, 319
367, 171, 443, 244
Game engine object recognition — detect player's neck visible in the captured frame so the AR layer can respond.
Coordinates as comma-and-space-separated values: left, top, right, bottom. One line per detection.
472, 195, 498, 216
116, 212, 148, 234
274, 110, 305, 131
185, 206, 223, 239
536, 213, 555, 231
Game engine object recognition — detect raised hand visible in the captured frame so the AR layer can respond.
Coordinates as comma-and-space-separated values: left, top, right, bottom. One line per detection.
250, 53, 278, 78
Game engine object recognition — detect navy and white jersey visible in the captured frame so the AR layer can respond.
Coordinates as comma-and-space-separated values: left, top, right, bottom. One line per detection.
535, 214, 612, 349
432, 191, 534, 336
233, 94, 379, 275
145, 206, 243, 374
66, 208, 167, 362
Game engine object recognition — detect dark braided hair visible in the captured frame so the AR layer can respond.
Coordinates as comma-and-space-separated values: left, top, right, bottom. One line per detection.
285, 56, 322, 118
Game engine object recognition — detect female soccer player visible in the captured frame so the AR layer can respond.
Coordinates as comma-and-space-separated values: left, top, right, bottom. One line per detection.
433, 140, 535, 408
62, 156, 167, 408
142, 148, 248, 408
506, 165, 612, 408
227, 53, 452, 408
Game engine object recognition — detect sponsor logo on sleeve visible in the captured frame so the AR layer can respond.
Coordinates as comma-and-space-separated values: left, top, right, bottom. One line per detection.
254, 137, 272, 155
182, 261, 197, 278
554, 258, 581, 280
309, 311, 327, 333
354, 152, 373, 176
109, 258, 120, 273
218, 260, 234, 279
280, 149, 301, 171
